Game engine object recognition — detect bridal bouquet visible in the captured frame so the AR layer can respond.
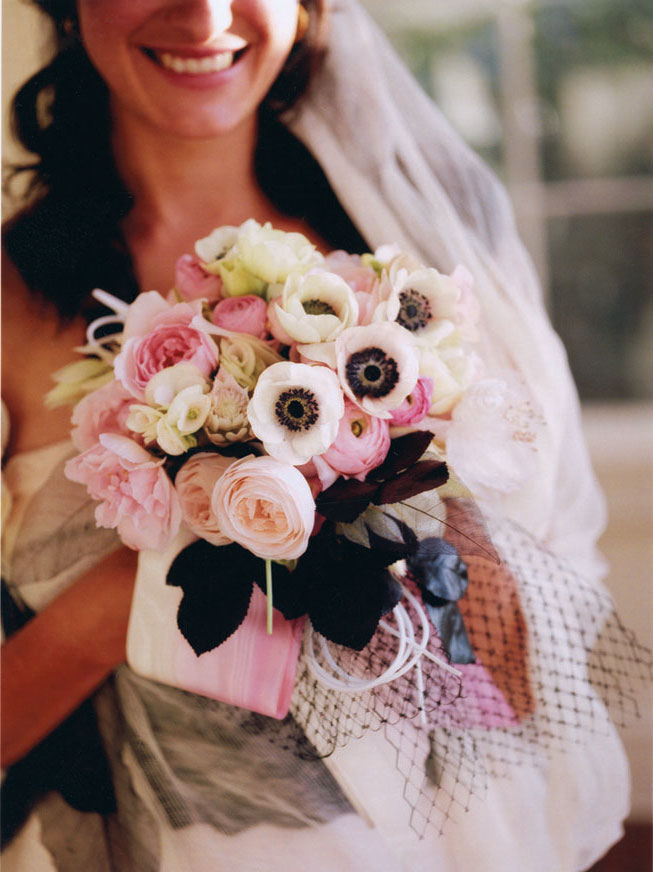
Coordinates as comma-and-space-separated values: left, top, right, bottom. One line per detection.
54, 219, 538, 662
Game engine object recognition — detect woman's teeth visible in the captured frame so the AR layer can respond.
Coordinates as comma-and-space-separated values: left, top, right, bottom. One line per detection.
157, 52, 235, 74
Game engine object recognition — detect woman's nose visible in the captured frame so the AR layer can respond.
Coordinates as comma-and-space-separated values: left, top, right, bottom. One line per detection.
163, 0, 234, 42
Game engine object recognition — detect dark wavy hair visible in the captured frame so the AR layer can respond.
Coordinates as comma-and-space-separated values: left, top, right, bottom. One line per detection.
3, 0, 366, 319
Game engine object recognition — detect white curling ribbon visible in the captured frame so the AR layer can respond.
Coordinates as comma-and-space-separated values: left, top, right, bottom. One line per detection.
305, 585, 462, 727
85, 289, 130, 359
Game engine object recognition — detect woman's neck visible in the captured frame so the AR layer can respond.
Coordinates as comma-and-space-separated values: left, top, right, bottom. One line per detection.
112, 110, 297, 291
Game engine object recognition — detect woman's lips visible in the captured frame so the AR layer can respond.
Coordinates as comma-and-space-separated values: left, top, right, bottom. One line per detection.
142, 47, 247, 76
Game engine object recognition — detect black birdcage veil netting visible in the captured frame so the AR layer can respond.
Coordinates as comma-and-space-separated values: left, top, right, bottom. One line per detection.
286, 511, 650, 837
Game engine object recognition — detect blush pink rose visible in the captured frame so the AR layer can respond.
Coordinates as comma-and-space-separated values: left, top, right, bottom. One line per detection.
212, 295, 268, 338
175, 254, 222, 303
175, 452, 236, 546
211, 455, 315, 560
64, 434, 181, 551
320, 399, 390, 482
114, 302, 219, 400
71, 380, 136, 451
389, 377, 434, 426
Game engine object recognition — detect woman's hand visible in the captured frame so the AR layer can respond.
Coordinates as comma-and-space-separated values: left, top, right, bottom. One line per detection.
1, 546, 138, 768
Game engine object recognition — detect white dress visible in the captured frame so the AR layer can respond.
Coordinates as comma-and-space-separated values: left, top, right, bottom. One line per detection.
1, 440, 634, 871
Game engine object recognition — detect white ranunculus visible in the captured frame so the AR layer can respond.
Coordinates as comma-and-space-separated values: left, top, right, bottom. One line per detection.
218, 334, 283, 391
195, 225, 239, 270
165, 385, 211, 434
274, 271, 359, 344
248, 361, 344, 465
335, 322, 419, 419
235, 219, 323, 284
144, 362, 210, 408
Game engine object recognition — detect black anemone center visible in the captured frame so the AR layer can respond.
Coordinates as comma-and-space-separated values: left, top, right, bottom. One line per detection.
397, 288, 432, 332
302, 299, 337, 316
275, 388, 319, 432
345, 347, 399, 399
364, 364, 381, 382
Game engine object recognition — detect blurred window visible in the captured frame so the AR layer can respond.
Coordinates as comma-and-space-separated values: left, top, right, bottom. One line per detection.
364, 0, 653, 402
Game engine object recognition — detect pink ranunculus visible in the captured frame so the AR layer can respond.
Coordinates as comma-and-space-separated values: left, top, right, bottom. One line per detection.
212, 294, 268, 338
389, 377, 434, 427
64, 434, 181, 551
175, 452, 236, 545
321, 399, 391, 481
211, 455, 315, 560
114, 302, 219, 400
70, 379, 137, 451
175, 254, 223, 303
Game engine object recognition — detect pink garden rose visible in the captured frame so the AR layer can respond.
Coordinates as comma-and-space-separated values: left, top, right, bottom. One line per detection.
71, 379, 136, 451
211, 455, 315, 560
175, 452, 236, 545
65, 434, 181, 551
321, 399, 390, 482
212, 294, 268, 338
114, 300, 219, 400
175, 254, 222, 303
389, 377, 434, 427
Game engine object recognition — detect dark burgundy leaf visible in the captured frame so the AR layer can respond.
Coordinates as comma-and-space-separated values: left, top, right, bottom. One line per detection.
308, 567, 402, 651
375, 460, 448, 505
380, 512, 419, 550
316, 477, 380, 521
365, 526, 413, 560
367, 431, 434, 480
167, 541, 258, 655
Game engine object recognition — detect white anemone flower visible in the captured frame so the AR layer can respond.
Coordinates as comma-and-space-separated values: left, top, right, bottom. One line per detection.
248, 362, 344, 465
388, 267, 461, 346
195, 225, 239, 272
236, 219, 323, 284
274, 271, 359, 344
335, 322, 419, 419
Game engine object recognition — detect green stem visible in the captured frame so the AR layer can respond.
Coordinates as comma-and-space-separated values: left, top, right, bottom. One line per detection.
265, 559, 273, 635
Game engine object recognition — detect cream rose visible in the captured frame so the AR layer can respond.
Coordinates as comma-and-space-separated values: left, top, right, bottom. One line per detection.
211, 455, 315, 560
175, 452, 236, 546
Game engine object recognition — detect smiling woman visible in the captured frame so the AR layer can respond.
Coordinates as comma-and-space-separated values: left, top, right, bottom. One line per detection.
1, 1, 644, 870
76, 0, 299, 137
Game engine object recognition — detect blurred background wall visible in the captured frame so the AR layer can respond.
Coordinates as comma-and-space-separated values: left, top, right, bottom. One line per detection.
3, 0, 652, 822
360, 0, 653, 822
